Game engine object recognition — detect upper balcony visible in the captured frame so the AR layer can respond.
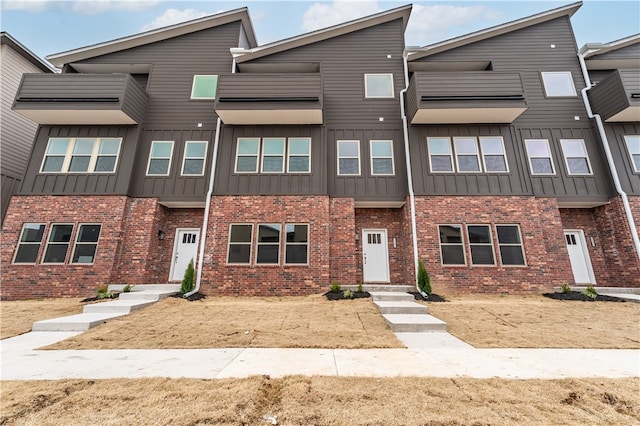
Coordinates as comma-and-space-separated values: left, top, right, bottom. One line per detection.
588, 69, 640, 122
406, 71, 528, 124
12, 73, 148, 125
215, 73, 323, 125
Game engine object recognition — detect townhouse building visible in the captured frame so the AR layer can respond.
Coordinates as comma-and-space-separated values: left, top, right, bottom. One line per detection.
1, 2, 638, 299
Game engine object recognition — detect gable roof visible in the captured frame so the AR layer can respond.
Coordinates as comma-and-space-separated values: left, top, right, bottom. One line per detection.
1, 32, 55, 73
407, 1, 581, 61
46, 7, 257, 68
580, 33, 640, 58
233, 4, 411, 64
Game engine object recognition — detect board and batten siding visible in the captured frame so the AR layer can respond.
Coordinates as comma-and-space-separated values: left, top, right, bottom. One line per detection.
602, 122, 640, 195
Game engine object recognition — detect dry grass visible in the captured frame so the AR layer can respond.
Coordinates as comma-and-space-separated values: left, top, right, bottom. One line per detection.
44, 295, 403, 350
426, 295, 640, 348
1, 376, 638, 425
0, 298, 85, 339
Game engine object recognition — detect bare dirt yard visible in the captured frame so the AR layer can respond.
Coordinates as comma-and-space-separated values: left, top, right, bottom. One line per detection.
0, 298, 86, 339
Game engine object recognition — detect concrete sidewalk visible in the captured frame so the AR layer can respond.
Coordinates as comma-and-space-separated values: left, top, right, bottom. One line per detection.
2, 331, 638, 381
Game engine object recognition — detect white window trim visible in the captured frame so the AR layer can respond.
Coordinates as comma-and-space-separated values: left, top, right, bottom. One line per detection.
40, 138, 122, 174
12, 223, 46, 264
453, 137, 482, 173
479, 136, 510, 173
467, 224, 496, 266
41, 223, 74, 264
541, 71, 577, 97
364, 73, 394, 98
337, 140, 361, 176
286, 138, 311, 174
255, 223, 281, 265
525, 139, 556, 175
496, 224, 527, 267
284, 223, 309, 265
227, 223, 253, 265
560, 139, 593, 176
428, 137, 455, 173
623, 135, 640, 173
70, 223, 101, 265
260, 138, 286, 174
146, 141, 174, 176
190, 75, 218, 100
369, 140, 395, 176
234, 138, 260, 174
181, 141, 208, 176
438, 224, 466, 266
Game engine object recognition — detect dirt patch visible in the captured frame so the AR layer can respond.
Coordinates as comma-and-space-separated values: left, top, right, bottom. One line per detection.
0, 299, 87, 339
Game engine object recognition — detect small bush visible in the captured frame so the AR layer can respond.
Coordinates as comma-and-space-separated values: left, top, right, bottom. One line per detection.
417, 260, 431, 295
357, 283, 364, 293
96, 285, 111, 299
122, 284, 133, 293
582, 284, 597, 300
330, 281, 341, 293
342, 290, 354, 299
560, 283, 571, 294
181, 259, 195, 294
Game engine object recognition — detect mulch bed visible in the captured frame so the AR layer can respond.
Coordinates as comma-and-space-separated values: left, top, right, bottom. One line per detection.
170, 292, 207, 301
80, 293, 120, 303
410, 292, 447, 302
324, 291, 371, 301
543, 291, 626, 302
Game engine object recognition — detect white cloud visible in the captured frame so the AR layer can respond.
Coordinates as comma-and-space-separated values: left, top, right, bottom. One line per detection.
70, 0, 161, 15
140, 8, 209, 31
1, 0, 53, 12
405, 4, 503, 46
302, 0, 381, 32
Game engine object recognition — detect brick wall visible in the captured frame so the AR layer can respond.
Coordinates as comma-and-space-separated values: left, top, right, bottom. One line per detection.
413, 196, 573, 295
329, 198, 358, 286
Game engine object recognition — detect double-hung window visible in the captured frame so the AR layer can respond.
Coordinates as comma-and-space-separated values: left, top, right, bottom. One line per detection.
147, 141, 174, 176
235, 138, 260, 173
454, 137, 481, 172
287, 138, 311, 173
41, 138, 122, 173
439, 225, 465, 265
480, 137, 508, 172
42, 224, 74, 264
71, 224, 101, 264
285, 224, 308, 264
541, 72, 576, 97
13, 223, 46, 263
256, 224, 281, 264
191, 75, 218, 99
337, 140, 361, 175
370, 140, 394, 175
364, 74, 394, 98
227, 224, 253, 264
560, 139, 592, 175
624, 135, 640, 172
428, 138, 454, 172
261, 138, 286, 173
496, 225, 526, 266
227, 223, 309, 266
181, 141, 207, 176
525, 139, 555, 175
467, 225, 495, 265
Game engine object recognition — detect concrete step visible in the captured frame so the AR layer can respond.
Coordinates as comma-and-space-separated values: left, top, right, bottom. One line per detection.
370, 291, 415, 302
342, 284, 414, 293
108, 284, 181, 293
32, 313, 127, 332
374, 300, 429, 314
82, 299, 156, 314
383, 314, 447, 332
118, 290, 178, 301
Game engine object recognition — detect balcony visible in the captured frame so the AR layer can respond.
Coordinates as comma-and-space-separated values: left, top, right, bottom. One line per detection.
13, 73, 147, 125
406, 71, 528, 124
215, 73, 322, 125
588, 69, 640, 122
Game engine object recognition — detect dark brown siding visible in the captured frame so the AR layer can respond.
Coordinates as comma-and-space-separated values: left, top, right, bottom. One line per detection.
588, 70, 638, 121
1, 174, 20, 223
591, 43, 640, 61
602, 122, 640, 195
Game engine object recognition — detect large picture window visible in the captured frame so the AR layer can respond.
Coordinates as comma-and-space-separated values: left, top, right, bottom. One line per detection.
624, 135, 640, 172
13, 223, 46, 264
337, 140, 361, 175
181, 141, 207, 176
525, 139, 555, 175
285, 224, 308, 264
147, 141, 174, 176
560, 139, 592, 175
71, 224, 101, 264
227, 224, 253, 264
42, 224, 74, 264
41, 138, 122, 173
370, 140, 394, 175
439, 225, 465, 265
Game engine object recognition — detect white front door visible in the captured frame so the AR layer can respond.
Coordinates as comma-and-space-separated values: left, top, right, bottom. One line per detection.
170, 229, 200, 281
564, 230, 596, 284
362, 229, 390, 283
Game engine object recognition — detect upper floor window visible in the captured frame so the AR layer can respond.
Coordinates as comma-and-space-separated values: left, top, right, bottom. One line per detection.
262, 138, 286, 173
624, 135, 640, 172
191, 75, 218, 99
370, 140, 394, 175
365, 74, 394, 98
287, 138, 311, 173
428, 138, 454, 172
13, 223, 46, 264
235, 138, 260, 173
181, 141, 208, 176
560, 139, 592, 175
429, 137, 508, 173
541, 72, 576, 97
480, 137, 508, 172
525, 139, 555, 175
147, 141, 174, 176
337, 140, 361, 175
41, 138, 122, 174
454, 137, 481, 172
234, 137, 311, 174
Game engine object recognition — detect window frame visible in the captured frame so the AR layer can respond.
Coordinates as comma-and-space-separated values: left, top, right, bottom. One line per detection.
13, 223, 46, 264
284, 223, 309, 265
234, 138, 260, 174
255, 223, 281, 265
466, 224, 496, 266
438, 224, 466, 266
146, 140, 174, 176
623, 135, 640, 173
261, 138, 286, 174
453, 137, 482, 173
180, 141, 208, 176
190, 75, 218, 100
370, 140, 395, 176
71, 223, 102, 265
496, 224, 527, 267
524, 139, 556, 175
337, 140, 361, 176
479, 136, 509, 173
227, 224, 253, 265
40, 137, 122, 174
42, 223, 74, 264
428, 137, 454, 173
541, 71, 577, 97
560, 139, 593, 176
287, 137, 311, 173
364, 73, 394, 98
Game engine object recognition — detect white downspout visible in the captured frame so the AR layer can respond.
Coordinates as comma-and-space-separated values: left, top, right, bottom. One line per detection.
577, 51, 640, 261
400, 50, 421, 292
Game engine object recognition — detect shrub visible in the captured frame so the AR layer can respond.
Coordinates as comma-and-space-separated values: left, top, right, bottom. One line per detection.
342, 290, 354, 299
417, 260, 431, 295
122, 284, 133, 293
560, 283, 571, 294
181, 259, 195, 294
330, 281, 341, 293
96, 285, 111, 299
357, 283, 364, 293
582, 284, 597, 300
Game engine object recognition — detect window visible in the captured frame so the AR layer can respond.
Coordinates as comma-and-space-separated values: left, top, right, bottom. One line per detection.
560, 139, 592, 175
285, 224, 308, 264
261, 138, 285, 173
71, 224, 101, 264
191, 75, 218, 99
439, 225, 465, 265
147, 141, 174, 176
365, 74, 394, 98
525, 139, 555, 175
42, 224, 73, 263
454, 137, 481, 172
227, 224, 253, 264
235, 138, 260, 173
181, 141, 207, 176
287, 138, 311, 173
467, 225, 495, 265
496, 225, 526, 266
480, 137, 508, 172
428, 138, 454, 172
13, 223, 46, 263
624, 135, 640, 172
370, 140, 394, 175
256, 224, 281, 264
41, 138, 122, 173
337, 140, 360, 175
541, 72, 576, 97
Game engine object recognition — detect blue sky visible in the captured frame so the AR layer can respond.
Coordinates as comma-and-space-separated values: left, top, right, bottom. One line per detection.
1, 1, 639, 63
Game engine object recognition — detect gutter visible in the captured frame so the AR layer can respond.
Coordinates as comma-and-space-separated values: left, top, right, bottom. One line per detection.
577, 51, 640, 261
400, 49, 421, 293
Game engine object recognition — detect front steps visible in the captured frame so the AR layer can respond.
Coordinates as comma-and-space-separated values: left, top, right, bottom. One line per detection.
32, 284, 180, 332
370, 289, 447, 332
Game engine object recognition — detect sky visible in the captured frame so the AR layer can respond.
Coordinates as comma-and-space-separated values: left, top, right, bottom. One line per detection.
1, 0, 639, 65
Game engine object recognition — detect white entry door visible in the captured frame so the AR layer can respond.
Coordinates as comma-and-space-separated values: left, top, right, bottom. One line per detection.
170, 229, 200, 281
362, 229, 390, 283
564, 230, 596, 284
